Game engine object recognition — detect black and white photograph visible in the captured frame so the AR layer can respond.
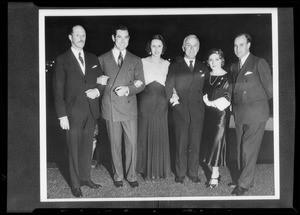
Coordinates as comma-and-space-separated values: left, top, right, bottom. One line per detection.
7, 4, 296, 213
40, 8, 278, 201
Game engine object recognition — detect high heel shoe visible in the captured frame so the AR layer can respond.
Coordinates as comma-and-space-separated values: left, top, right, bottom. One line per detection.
206, 175, 221, 188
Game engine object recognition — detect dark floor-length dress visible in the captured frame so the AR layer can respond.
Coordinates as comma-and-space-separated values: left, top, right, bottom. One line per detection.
201, 72, 231, 167
136, 58, 172, 179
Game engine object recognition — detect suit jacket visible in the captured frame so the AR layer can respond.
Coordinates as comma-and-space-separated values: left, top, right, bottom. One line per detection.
54, 49, 104, 122
98, 50, 145, 121
230, 53, 273, 124
165, 57, 209, 125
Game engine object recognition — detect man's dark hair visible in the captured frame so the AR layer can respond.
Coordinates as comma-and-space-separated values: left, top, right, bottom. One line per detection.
112, 24, 129, 37
145, 34, 167, 55
235, 33, 252, 43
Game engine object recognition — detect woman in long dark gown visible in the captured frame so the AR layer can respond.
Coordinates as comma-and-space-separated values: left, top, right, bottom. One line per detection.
201, 48, 231, 188
136, 34, 172, 180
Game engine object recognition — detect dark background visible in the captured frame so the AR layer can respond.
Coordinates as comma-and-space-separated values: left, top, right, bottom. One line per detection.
7, 3, 295, 213
45, 13, 274, 165
45, 14, 272, 69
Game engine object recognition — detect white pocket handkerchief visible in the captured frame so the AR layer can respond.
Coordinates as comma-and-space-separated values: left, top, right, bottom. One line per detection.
92, 65, 97, 68
245, 71, 253, 75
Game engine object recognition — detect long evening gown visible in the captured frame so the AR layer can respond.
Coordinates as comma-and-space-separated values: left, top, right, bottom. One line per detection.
201, 72, 231, 167
136, 58, 172, 179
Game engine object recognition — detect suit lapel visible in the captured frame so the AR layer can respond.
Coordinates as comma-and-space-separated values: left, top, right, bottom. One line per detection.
84, 51, 94, 79
193, 60, 205, 74
68, 49, 85, 80
107, 51, 119, 74
179, 60, 194, 84
236, 53, 253, 83
182, 60, 189, 71
119, 51, 132, 73
240, 53, 253, 74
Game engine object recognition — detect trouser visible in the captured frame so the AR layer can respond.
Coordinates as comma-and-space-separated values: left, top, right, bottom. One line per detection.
66, 112, 95, 189
105, 119, 138, 182
235, 121, 266, 189
174, 117, 204, 179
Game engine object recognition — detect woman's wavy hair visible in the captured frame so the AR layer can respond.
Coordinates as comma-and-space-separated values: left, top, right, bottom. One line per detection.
206, 48, 225, 67
145, 34, 167, 55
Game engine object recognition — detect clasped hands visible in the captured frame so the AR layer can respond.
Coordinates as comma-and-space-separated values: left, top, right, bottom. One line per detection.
114, 86, 129, 97
59, 116, 69, 130
170, 89, 180, 106
203, 94, 216, 107
85, 88, 99, 99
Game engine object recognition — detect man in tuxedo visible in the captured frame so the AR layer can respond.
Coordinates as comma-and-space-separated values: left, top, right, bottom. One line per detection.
53, 25, 105, 197
98, 25, 145, 188
229, 33, 273, 196
165, 35, 208, 184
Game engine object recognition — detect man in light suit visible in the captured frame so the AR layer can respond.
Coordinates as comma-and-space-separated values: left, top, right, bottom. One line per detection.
98, 25, 145, 188
165, 35, 208, 184
54, 25, 105, 197
229, 33, 273, 195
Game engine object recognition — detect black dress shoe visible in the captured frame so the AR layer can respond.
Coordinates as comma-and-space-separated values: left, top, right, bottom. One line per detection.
231, 185, 248, 196
189, 176, 201, 183
80, 180, 101, 188
175, 177, 184, 183
71, 188, 83, 197
114, 181, 123, 188
128, 181, 139, 188
228, 182, 237, 188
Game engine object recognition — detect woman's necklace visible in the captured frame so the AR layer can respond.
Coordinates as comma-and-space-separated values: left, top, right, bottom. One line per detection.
209, 74, 219, 85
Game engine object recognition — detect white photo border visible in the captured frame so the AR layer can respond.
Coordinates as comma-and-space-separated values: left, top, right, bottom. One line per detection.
39, 8, 279, 202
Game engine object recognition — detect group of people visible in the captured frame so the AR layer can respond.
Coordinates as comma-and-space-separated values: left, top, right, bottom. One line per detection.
53, 24, 273, 198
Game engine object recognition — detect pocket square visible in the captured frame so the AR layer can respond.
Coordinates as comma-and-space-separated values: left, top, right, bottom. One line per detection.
200, 73, 205, 77
245, 71, 253, 75
92, 65, 98, 68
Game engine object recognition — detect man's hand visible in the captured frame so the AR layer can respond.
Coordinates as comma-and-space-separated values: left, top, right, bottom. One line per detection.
114, 86, 129, 97
85, 88, 100, 99
170, 92, 180, 106
97, 75, 109, 85
59, 116, 70, 130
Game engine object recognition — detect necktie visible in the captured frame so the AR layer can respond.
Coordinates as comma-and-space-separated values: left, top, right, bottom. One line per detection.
238, 59, 242, 71
189, 60, 194, 72
78, 52, 84, 66
118, 52, 123, 68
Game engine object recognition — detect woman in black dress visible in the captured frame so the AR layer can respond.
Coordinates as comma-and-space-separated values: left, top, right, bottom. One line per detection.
136, 35, 172, 180
201, 48, 231, 188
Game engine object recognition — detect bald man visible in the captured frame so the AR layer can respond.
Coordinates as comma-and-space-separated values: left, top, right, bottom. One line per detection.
53, 25, 105, 197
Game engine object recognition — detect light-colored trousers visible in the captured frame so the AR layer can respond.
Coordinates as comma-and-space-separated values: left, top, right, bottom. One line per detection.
105, 119, 138, 182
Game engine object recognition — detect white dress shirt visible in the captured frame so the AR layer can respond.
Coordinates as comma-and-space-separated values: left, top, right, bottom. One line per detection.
184, 57, 195, 69
71, 47, 85, 74
112, 47, 126, 65
239, 52, 250, 68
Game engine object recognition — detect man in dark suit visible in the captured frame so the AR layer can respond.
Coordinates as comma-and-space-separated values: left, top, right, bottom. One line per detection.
97, 25, 145, 188
53, 25, 105, 197
230, 33, 273, 196
165, 35, 208, 184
